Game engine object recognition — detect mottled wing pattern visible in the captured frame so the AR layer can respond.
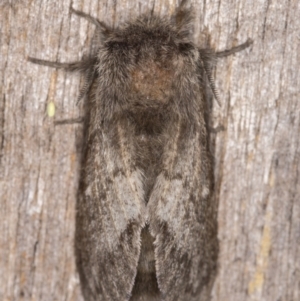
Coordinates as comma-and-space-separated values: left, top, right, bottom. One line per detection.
148, 113, 218, 301
76, 115, 145, 301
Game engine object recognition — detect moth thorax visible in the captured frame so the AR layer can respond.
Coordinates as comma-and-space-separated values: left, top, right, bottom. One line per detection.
130, 60, 174, 106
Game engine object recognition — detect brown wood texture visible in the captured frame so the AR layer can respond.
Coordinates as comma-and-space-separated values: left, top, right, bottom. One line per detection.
1, 0, 299, 300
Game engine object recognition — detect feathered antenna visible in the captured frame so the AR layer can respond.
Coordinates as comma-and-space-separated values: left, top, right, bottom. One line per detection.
198, 52, 221, 106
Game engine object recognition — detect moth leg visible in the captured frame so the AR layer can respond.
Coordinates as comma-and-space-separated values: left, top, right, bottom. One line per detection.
28, 56, 98, 103
216, 38, 253, 58
70, 7, 112, 36
54, 117, 84, 125
27, 56, 97, 73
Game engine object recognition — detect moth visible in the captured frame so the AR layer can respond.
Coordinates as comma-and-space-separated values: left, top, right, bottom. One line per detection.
29, 1, 252, 300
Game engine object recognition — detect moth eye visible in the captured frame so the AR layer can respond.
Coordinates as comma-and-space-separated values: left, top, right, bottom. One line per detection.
107, 41, 128, 51
178, 43, 193, 53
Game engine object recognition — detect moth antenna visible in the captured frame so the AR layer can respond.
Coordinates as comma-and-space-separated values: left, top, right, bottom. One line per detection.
77, 68, 97, 104
199, 54, 221, 106
70, 7, 112, 38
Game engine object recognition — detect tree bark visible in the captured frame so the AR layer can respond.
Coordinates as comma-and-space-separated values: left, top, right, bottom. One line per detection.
1, 0, 299, 301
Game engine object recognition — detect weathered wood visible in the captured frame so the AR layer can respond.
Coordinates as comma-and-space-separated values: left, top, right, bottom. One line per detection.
0, 0, 299, 300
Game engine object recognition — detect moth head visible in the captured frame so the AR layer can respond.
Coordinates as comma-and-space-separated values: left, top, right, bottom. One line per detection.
98, 0, 198, 111
98, 0, 193, 48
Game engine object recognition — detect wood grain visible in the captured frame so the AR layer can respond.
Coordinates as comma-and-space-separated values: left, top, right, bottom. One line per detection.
1, 0, 299, 300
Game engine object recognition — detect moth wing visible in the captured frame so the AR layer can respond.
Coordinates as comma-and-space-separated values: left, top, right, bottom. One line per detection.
148, 118, 218, 301
76, 118, 145, 301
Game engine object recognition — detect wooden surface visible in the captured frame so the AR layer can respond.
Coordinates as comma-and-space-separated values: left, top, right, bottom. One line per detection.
1, 0, 299, 300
